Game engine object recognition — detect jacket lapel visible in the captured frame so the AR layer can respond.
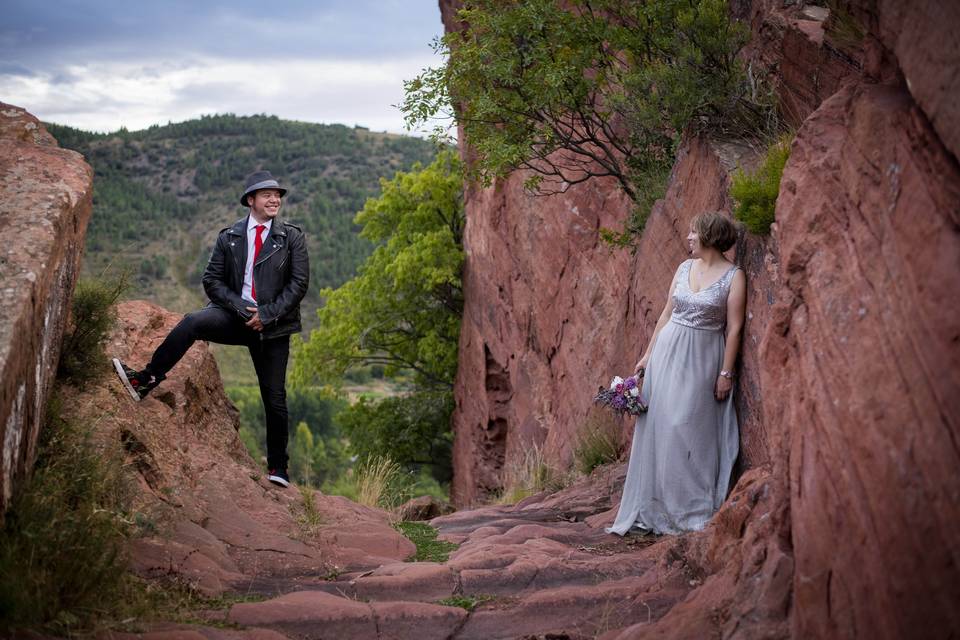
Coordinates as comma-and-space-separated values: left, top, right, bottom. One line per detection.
225, 217, 247, 279
227, 218, 247, 282
255, 218, 287, 266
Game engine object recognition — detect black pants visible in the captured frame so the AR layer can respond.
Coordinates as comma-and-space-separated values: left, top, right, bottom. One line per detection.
145, 305, 290, 471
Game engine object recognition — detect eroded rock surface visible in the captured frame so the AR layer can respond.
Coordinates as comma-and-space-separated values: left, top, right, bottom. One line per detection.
109, 458, 787, 640
852, 0, 960, 159
77, 326, 784, 640
71, 301, 415, 598
444, 3, 824, 507
0, 102, 93, 513
764, 78, 960, 639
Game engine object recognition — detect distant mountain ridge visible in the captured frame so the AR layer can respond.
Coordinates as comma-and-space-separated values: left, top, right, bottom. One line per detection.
47, 114, 438, 318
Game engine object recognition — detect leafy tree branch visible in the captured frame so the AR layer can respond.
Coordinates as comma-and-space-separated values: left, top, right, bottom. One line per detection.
402, 0, 774, 243
292, 149, 464, 391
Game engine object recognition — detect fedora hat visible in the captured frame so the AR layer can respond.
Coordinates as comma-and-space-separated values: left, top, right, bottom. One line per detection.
241, 170, 287, 206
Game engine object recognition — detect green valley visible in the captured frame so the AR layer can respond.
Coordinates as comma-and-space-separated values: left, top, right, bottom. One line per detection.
49, 114, 438, 347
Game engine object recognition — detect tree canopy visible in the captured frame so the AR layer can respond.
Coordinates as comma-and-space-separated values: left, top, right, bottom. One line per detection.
292, 150, 464, 482
338, 392, 455, 484
293, 149, 465, 390
402, 0, 771, 241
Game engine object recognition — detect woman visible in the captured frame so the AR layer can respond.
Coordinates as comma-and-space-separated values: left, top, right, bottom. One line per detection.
607, 211, 746, 536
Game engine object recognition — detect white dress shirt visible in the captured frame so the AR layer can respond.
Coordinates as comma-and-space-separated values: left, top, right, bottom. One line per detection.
241, 217, 272, 303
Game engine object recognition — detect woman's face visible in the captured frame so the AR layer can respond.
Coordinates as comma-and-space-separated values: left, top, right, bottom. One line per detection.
687, 227, 703, 257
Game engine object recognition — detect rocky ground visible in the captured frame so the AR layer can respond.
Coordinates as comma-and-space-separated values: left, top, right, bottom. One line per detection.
74, 301, 778, 640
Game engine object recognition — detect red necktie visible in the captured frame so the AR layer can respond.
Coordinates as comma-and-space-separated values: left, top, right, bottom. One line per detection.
251, 224, 265, 301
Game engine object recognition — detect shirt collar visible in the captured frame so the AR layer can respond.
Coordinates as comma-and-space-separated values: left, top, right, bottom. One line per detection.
247, 216, 273, 234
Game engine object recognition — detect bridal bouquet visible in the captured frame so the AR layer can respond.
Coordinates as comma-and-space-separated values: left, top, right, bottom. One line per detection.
594, 373, 648, 416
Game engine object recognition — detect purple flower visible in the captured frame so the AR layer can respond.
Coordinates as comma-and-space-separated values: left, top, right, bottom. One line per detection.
612, 395, 626, 409
624, 377, 636, 390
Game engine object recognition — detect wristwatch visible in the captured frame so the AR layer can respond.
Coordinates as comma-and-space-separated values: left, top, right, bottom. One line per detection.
720, 370, 735, 380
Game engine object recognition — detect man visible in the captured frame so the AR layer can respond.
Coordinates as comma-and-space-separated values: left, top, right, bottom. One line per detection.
113, 170, 309, 488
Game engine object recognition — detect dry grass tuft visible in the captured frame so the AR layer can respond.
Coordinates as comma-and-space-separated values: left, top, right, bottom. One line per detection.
498, 443, 571, 505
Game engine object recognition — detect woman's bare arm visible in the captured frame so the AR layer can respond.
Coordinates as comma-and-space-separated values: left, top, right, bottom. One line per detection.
634, 271, 679, 373
715, 269, 746, 400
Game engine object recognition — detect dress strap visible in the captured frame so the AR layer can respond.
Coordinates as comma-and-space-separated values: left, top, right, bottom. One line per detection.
720, 264, 739, 291
674, 259, 693, 286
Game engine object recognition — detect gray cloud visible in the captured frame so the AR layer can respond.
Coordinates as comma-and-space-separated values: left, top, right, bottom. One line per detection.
0, 0, 445, 133
0, 63, 33, 77
1, 0, 443, 65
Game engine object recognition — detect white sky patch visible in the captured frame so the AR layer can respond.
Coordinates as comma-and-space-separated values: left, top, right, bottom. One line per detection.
0, 54, 443, 134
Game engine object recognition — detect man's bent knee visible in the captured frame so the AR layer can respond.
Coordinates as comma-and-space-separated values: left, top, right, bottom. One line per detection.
181, 307, 241, 343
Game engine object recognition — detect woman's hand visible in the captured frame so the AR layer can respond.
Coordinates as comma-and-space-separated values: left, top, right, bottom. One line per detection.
714, 375, 733, 401
634, 354, 649, 375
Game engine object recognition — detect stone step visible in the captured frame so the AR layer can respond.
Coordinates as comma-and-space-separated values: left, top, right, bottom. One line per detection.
227, 590, 467, 640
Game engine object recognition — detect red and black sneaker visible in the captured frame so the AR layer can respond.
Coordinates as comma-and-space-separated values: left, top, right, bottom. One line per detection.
267, 468, 290, 488
112, 358, 163, 401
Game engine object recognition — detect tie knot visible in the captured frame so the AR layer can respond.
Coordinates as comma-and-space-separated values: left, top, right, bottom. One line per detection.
256, 224, 265, 233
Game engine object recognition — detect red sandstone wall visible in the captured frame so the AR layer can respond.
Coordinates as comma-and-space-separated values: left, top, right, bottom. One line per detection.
451, 171, 637, 501
763, 57, 960, 640
0, 103, 93, 513
446, 1, 857, 505
446, 1, 960, 634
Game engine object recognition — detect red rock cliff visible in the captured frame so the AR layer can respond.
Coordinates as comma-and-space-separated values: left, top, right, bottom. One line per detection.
446, 0, 862, 504
446, 0, 960, 637
0, 103, 93, 514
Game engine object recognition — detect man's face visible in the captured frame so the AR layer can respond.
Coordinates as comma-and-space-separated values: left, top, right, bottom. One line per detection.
249, 189, 282, 221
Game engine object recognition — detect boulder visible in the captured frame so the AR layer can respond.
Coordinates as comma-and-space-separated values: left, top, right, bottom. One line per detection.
227, 591, 467, 640
397, 495, 455, 521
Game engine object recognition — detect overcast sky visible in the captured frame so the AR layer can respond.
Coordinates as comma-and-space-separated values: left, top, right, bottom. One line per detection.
0, 0, 444, 134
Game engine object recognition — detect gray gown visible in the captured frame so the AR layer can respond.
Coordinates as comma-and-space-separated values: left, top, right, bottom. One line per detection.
607, 259, 740, 536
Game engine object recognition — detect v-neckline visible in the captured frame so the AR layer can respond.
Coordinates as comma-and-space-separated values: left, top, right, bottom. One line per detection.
686, 260, 735, 294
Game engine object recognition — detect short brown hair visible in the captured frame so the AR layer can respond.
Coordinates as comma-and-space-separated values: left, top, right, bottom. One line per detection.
691, 211, 738, 252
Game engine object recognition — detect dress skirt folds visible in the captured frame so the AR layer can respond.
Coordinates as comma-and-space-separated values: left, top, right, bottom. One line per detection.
607, 260, 740, 536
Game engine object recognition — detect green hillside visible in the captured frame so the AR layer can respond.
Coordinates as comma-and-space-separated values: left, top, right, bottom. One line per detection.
48, 114, 438, 314
48, 115, 437, 383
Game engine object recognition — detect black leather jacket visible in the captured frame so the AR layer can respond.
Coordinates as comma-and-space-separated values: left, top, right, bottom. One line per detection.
202, 216, 309, 339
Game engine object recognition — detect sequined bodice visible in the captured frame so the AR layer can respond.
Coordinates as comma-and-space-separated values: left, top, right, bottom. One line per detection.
670, 260, 738, 331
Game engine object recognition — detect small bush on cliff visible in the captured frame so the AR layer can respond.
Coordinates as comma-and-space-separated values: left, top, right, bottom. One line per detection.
0, 396, 133, 635
58, 274, 127, 386
730, 135, 793, 234
573, 409, 624, 474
